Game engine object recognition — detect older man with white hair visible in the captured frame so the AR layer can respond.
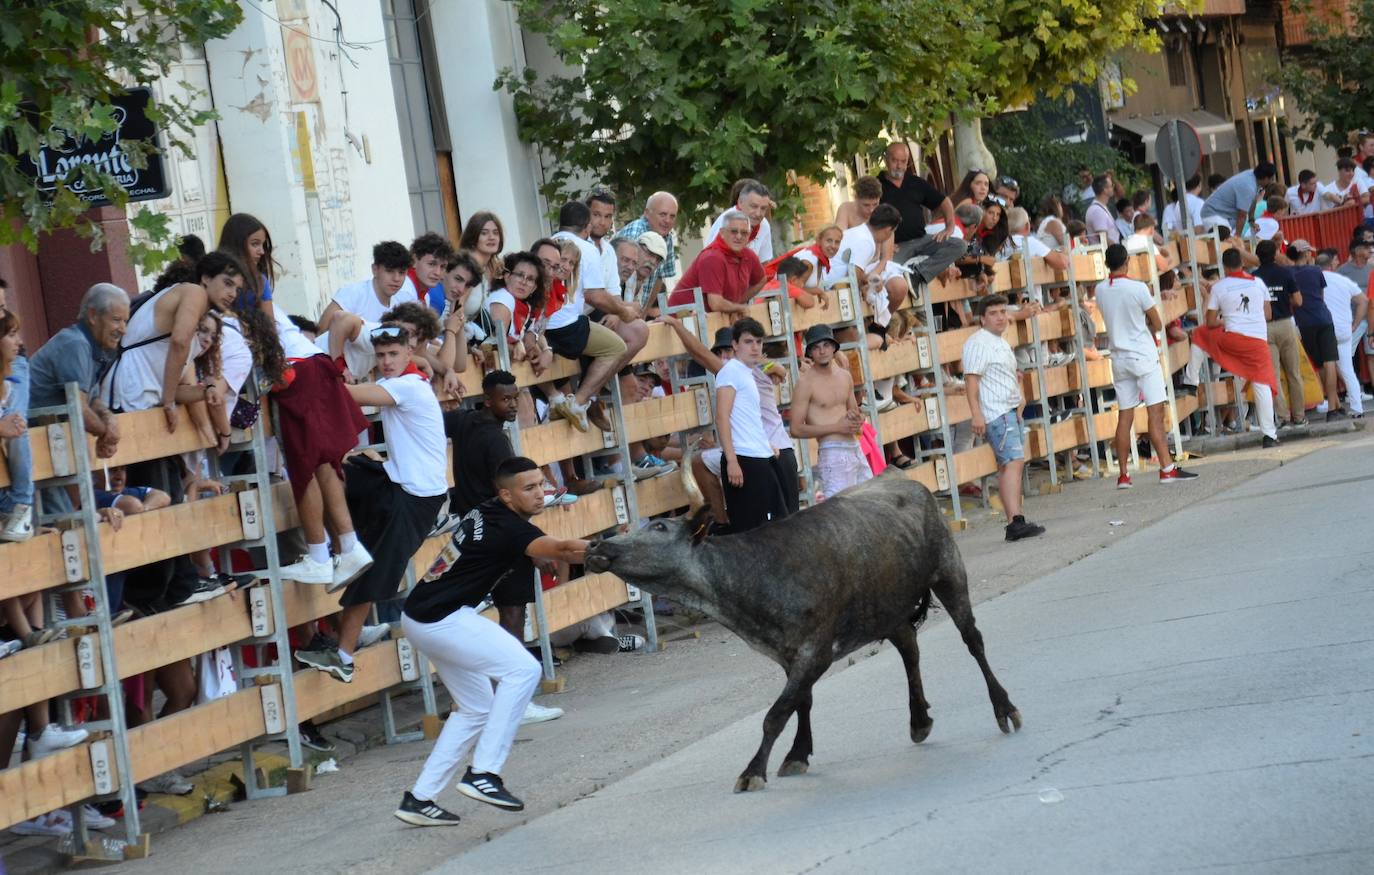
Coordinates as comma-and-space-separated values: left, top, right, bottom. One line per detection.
705, 179, 774, 262
666, 209, 764, 316
621, 232, 668, 307
613, 191, 679, 307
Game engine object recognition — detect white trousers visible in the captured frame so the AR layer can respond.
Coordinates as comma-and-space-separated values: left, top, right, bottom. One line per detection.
1237, 379, 1277, 440
1335, 335, 1363, 415
403, 607, 541, 800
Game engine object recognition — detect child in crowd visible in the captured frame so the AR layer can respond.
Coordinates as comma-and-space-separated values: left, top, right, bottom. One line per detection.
0, 309, 32, 541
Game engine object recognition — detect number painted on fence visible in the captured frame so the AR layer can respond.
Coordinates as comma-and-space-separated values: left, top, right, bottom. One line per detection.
924, 397, 941, 429
238, 490, 263, 541
249, 587, 273, 638
767, 300, 782, 337
396, 637, 420, 682
260, 684, 286, 735
917, 335, 932, 370
89, 740, 115, 795
77, 635, 102, 689
61, 529, 84, 583
47, 423, 74, 477
693, 386, 711, 425
612, 486, 629, 526
934, 456, 950, 492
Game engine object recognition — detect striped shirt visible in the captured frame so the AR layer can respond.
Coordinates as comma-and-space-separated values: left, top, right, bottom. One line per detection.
612, 217, 677, 306
962, 328, 1021, 420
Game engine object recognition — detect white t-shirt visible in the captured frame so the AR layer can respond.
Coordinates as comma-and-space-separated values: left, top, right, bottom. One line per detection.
1324, 177, 1370, 208
961, 328, 1021, 420
1208, 275, 1269, 341
483, 288, 523, 339
592, 237, 622, 299
794, 249, 824, 288
1254, 215, 1282, 243
824, 223, 882, 284
1115, 216, 1135, 242
1320, 270, 1362, 341
1001, 234, 1051, 261
715, 358, 772, 459
1124, 232, 1151, 255
1285, 185, 1322, 216
1086, 200, 1119, 244
331, 277, 418, 324
218, 318, 255, 418
548, 231, 605, 330
314, 318, 378, 379
105, 287, 201, 412
275, 308, 322, 360
1094, 276, 1158, 372
705, 214, 773, 262
376, 372, 448, 497
1162, 193, 1205, 233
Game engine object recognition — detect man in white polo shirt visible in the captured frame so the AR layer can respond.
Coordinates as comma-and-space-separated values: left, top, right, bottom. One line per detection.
963, 295, 1044, 542
705, 179, 774, 262
1095, 244, 1199, 488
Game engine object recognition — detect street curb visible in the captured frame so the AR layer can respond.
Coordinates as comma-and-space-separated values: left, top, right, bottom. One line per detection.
1184, 418, 1362, 456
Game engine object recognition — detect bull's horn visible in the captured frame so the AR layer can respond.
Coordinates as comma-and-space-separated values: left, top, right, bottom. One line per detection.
681, 437, 706, 511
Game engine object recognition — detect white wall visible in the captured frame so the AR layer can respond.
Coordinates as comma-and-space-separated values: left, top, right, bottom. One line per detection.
201, 0, 413, 317
429, 0, 548, 247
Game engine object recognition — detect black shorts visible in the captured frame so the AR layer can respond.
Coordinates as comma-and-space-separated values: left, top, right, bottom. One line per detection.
544, 316, 591, 359
1298, 322, 1338, 364
771, 447, 800, 516
721, 455, 789, 534
340, 458, 445, 607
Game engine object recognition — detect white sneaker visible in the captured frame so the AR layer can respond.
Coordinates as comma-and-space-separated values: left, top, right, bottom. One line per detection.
328, 542, 374, 593
10, 810, 72, 836
356, 623, 391, 649
279, 555, 333, 585
553, 396, 589, 432
520, 701, 564, 725
26, 723, 89, 758
140, 769, 194, 795
81, 804, 116, 830
0, 639, 21, 659
0, 503, 33, 542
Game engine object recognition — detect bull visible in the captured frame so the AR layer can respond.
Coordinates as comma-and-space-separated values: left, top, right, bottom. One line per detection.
584, 461, 1021, 792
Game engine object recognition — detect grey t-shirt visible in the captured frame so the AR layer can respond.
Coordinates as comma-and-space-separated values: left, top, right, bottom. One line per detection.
1336, 260, 1372, 294
27, 322, 108, 411
1202, 170, 1258, 223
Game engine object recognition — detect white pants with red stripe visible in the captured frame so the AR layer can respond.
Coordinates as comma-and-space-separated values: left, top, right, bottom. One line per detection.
403, 606, 541, 800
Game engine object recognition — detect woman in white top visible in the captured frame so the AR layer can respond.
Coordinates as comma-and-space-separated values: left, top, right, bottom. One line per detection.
1035, 194, 1068, 250
791, 225, 843, 288
485, 251, 553, 375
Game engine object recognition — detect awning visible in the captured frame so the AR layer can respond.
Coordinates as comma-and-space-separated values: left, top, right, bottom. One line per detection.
1110, 111, 1240, 164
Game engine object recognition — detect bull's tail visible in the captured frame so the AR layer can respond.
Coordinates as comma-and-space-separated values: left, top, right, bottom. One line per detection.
911, 589, 934, 630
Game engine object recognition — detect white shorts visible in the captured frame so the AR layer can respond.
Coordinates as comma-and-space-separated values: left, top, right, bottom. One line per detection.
702, 447, 723, 477
1113, 364, 1167, 409
818, 440, 873, 498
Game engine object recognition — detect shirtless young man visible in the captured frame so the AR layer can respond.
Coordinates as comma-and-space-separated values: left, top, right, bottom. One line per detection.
834, 175, 894, 266
789, 325, 870, 498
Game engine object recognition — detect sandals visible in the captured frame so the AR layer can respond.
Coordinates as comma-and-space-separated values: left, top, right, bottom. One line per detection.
890, 454, 916, 470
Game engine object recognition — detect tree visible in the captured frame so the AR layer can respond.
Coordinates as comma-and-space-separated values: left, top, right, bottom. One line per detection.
497, 0, 989, 226
0, 1, 242, 270
1279, 0, 1374, 151
951, 0, 1167, 177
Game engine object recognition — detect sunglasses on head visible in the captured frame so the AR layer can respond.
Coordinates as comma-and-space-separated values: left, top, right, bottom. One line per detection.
370, 325, 406, 341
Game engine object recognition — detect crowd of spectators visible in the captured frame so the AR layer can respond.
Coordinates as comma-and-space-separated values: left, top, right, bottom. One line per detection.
4, 129, 1374, 837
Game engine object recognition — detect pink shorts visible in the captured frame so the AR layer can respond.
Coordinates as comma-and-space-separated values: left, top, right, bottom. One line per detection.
818, 440, 872, 498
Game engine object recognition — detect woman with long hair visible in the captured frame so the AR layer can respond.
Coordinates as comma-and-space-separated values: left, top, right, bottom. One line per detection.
486, 251, 552, 374
1036, 194, 1068, 250
951, 169, 992, 210
457, 211, 506, 320
218, 213, 280, 317
970, 198, 1009, 258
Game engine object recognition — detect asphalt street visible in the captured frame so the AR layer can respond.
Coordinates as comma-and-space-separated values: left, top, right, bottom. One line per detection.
437, 434, 1374, 874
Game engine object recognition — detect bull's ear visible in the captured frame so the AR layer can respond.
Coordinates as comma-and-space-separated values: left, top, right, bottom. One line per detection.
686, 506, 714, 545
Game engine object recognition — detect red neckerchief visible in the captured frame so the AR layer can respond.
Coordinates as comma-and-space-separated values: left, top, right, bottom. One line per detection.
1261, 211, 1276, 220
954, 218, 967, 237
976, 226, 993, 240
547, 279, 568, 314
747, 221, 762, 243
406, 267, 430, 294
807, 242, 831, 272
1107, 272, 1130, 285
513, 300, 531, 334
1225, 270, 1255, 280
706, 234, 747, 262
1298, 187, 1314, 205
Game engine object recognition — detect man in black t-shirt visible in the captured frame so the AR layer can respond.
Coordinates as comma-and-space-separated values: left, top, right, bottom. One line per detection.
443, 370, 518, 517
877, 141, 967, 284
1251, 240, 1307, 426
394, 457, 589, 827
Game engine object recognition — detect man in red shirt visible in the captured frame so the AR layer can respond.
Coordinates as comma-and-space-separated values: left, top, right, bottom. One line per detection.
666, 210, 764, 316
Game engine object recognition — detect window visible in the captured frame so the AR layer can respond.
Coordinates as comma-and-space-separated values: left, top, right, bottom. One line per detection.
1166, 44, 1188, 89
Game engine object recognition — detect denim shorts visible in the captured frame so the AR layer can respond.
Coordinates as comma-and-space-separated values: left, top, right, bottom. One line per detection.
985, 410, 1024, 466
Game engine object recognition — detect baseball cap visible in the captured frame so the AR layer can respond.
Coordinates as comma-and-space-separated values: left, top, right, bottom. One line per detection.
1289, 238, 1313, 253
637, 231, 668, 260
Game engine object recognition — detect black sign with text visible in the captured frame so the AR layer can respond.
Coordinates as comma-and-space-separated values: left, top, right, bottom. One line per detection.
16, 86, 168, 207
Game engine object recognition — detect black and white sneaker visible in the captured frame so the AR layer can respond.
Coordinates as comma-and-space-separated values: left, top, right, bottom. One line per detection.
457, 768, 524, 811
298, 720, 335, 753
394, 791, 461, 827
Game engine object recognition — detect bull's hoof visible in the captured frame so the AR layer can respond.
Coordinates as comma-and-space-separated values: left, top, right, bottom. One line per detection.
911, 720, 933, 744
733, 774, 767, 793
997, 709, 1023, 734
777, 760, 809, 777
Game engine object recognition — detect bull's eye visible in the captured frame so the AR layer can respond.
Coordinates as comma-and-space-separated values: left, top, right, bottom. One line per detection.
649, 521, 667, 532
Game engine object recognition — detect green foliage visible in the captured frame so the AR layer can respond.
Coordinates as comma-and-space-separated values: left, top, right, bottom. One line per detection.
0, 0, 242, 271
1279, 0, 1374, 151
497, 0, 990, 226
984, 98, 1149, 213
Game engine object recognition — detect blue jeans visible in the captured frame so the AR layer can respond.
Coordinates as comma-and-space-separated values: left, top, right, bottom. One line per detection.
0, 355, 33, 511
985, 409, 1025, 466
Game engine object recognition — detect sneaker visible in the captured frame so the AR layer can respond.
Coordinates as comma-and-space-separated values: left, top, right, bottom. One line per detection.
10, 811, 72, 837
0, 639, 21, 659
552, 395, 589, 432
81, 804, 116, 830
1262, 435, 1280, 448
26, 723, 90, 757
1116, 474, 1133, 489
573, 635, 620, 654
305, 631, 340, 652
0, 503, 33, 542
457, 768, 525, 811
633, 456, 677, 479
875, 395, 899, 413
329, 542, 374, 593
356, 623, 392, 649
1288, 418, 1309, 428
21, 627, 60, 648
427, 511, 464, 538
140, 770, 194, 796
1176, 384, 1198, 397
1004, 516, 1046, 542
1326, 410, 1347, 422
618, 633, 646, 653
279, 555, 333, 585
1158, 466, 1199, 483
298, 720, 335, 753
295, 648, 354, 683
173, 577, 227, 606
520, 701, 564, 725
394, 791, 461, 827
